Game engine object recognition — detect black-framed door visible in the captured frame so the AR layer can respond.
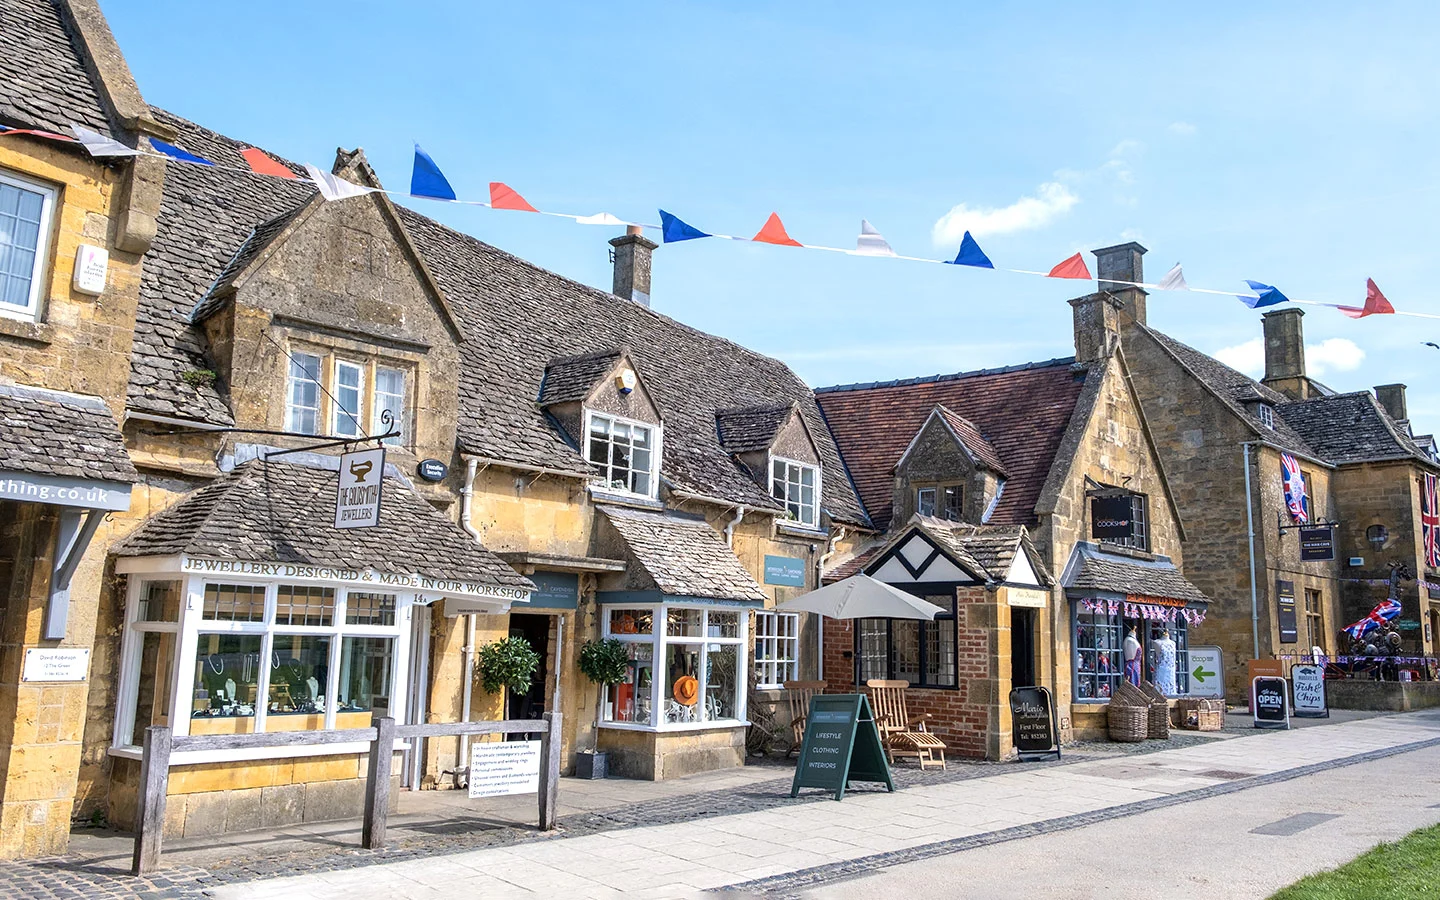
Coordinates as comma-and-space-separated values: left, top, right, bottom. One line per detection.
1011, 607, 1037, 688
506, 614, 550, 729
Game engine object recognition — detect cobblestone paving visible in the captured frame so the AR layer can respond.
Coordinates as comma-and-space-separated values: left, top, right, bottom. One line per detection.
0, 727, 1290, 900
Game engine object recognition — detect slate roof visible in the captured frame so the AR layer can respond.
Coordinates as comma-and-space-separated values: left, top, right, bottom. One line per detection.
911, 518, 1052, 585
1061, 542, 1208, 604
0, 382, 136, 482
816, 359, 1087, 530
127, 112, 868, 525
0, 0, 110, 134
715, 403, 795, 454
933, 406, 1009, 475
598, 505, 767, 602
112, 458, 533, 592
1277, 392, 1435, 467
190, 204, 308, 322
537, 349, 622, 406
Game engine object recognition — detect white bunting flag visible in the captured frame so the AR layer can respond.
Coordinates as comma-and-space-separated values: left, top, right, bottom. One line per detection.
303, 164, 378, 202
853, 219, 896, 257
575, 212, 626, 226
1157, 262, 1189, 291
70, 124, 140, 157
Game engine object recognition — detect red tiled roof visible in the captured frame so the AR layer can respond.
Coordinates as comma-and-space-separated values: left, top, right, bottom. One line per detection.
816, 359, 1087, 530
934, 406, 1009, 476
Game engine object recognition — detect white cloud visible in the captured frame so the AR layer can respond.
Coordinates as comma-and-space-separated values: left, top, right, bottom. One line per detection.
931, 182, 1078, 245
1169, 121, 1197, 136
1211, 336, 1365, 379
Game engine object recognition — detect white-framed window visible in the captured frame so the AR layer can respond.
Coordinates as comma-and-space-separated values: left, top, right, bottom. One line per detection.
0, 169, 57, 321
771, 457, 819, 527
1257, 404, 1275, 429
332, 359, 366, 437
114, 574, 410, 754
587, 412, 658, 498
285, 352, 323, 435
754, 611, 799, 689
916, 487, 936, 517
374, 366, 406, 445
599, 603, 748, 730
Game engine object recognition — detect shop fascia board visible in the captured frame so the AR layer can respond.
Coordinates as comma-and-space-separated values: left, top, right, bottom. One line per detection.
595, 589, 765, 609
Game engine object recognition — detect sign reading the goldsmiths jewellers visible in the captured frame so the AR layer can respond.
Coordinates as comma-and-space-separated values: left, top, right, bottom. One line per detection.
336, 448, 385, 529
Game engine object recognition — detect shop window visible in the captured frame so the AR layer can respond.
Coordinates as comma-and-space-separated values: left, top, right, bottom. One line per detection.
275, 584, 335, 627
587, 412, 657, 498
339, 636, 394, 713
1101, 493, 1149, 552
0, 170, 56, 322
754, 611, 799, 689
332, 359, 366, 437
128, 632, 175, 746
941, 484, 964, 521
1305, 589, 1326, 654
267, 634, 330, 731
193, 633, 263, 733
136, 580, 181, 623
771, 458, 819, 527
853, 596, 956, 688
601, 604, 747, 729
1074, 607, 1122, 701
1148, 618, 1189, 694
374, 366, 406, 445
203, 583, 265, 622
346, 591, 396, 626
286, 352, 323, 435
916, 487, 936, 517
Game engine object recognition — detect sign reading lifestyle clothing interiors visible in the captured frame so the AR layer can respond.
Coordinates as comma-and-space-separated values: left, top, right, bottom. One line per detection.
178, 557, 531, 602
468, 740, 542, 798
335, 448, 385, 529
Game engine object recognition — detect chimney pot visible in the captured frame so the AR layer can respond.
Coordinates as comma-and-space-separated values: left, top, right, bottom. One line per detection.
1375, 383, 1409, 423
1092, 242, 1147, 325
1068, 292, 1124, 365
609, 231, 658, 307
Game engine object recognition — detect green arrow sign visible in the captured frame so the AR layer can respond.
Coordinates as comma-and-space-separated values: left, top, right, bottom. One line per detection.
1193, 664, 1217, 683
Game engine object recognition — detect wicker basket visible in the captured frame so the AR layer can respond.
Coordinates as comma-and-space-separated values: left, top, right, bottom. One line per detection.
1175, 698, 1225, 732
1111, 679, 1149, 708
1107, 703, 1147, 742
1138, 681, 1172, 739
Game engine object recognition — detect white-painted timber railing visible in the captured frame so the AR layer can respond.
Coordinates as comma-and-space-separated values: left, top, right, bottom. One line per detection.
131, 713, 563, 876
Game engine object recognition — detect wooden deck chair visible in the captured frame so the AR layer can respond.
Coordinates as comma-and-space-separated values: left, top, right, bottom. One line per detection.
866, 679, 947, 770
783, 681, 826, 757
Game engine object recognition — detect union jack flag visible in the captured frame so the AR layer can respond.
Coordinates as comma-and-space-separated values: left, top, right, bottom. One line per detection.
1342, 598, 1403, 641
1280, 452, 1309, 524
1422, 473, 1440, 569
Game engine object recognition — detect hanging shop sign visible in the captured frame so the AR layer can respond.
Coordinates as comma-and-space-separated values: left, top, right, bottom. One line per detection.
468, 739, 541, 798
1252, 676, 1290, 729
1276, 580, 1298, 644
416, 459, 449, 482
1009, 686, 1061, 761
1090, 496, 1133, 539
526, 572, 579, 610
21, 648, 90, 682
1187, 646, 1224, 698
1299, 526, 1336, 562
335, 448, 385, 529
790, 694, 894, 801
764, 555, 807, 587
1290, 664, 1328, 718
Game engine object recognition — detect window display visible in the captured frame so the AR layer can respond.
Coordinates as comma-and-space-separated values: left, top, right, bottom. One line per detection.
266, 635, 330, 731
1074, 602, 1194, 700
600, 603, 747, 730
1075, 609, 1121, 700
193, 634, 262, 732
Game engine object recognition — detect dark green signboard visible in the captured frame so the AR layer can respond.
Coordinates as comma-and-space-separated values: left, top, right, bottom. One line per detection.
764, 555, 807, 587
790, 694, 894, 801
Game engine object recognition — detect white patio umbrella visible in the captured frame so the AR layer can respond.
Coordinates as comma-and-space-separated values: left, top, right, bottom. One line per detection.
778, 573, 939, 620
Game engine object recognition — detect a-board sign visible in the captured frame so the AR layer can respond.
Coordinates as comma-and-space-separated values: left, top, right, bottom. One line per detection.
1187, 646, 1224, 698
790, 694, 894, 801
1299, 527, 1335, 562
1252, 676, 1290, 729
1009, 686, 1060, 761
335, 448, 385, 529
1276, 580, 1298, 644
468, 739, 541, 798
1291, 664, 1329, 718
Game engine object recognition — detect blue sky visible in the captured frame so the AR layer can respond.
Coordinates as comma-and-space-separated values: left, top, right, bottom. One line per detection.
106, 2, 1440, 426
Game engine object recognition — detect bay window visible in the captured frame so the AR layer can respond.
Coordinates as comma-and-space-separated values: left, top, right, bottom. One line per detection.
600, 603, 748, 730
754, 611, 799, 689
1072, 600, 1193, 701
0, 169, 56, 321
771, 458, 819, 527
587, 412, 657, 498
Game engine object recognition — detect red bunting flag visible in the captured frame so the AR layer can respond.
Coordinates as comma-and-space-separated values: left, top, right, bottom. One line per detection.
490, 182, 538, 212
752, 212, 803, 247
240, 147, 296, 179
0, 126, 74, 142
1047, 252, 1091, 280
1337, 278, 1395, 319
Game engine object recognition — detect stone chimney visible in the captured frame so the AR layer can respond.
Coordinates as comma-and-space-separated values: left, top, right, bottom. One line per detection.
610, 226, 657, 307
1069, 292, 1124, 365
1261, 308, 1310, 400
1093, 242, 1147, 325
1375, 383, 1409, 424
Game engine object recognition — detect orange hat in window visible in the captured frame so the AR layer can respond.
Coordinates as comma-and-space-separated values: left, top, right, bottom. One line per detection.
673, 675, 699, 706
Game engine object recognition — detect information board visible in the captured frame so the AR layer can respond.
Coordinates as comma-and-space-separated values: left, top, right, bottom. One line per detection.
1009, 686, 1060, 760
1252, 676, 1290, 729
468, 739, 541, 798
764, 555, 806, 586
1291, 664, 1329, 718
790, 694, 894, 801
1276, 580, 1298, 644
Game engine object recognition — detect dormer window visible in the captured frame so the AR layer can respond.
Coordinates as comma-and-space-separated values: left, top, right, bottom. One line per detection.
771, 457, 819, 527
1257, 404, 1275, 429
587, 411, 657, 498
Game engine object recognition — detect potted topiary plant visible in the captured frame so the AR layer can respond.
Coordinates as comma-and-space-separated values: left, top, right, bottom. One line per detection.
476, 636, 540, 715
576, 637, 629, 779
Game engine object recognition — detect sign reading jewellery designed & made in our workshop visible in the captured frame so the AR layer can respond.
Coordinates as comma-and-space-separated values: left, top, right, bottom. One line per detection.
336, 448, 385, 529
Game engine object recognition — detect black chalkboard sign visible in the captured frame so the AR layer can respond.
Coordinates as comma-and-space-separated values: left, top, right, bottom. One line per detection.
1276, 581, 1298, 644
1252, 676, 1290, 729
790, 694, 894, 801
1009, 686, 1061, 761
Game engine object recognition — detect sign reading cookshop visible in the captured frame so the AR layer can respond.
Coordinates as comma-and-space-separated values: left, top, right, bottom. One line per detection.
335, 448, 385, 529
1090, 495, 1133, 539
179, 557, 531, 602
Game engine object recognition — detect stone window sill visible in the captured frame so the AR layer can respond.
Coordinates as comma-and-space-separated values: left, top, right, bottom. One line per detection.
0, 314, 54, 344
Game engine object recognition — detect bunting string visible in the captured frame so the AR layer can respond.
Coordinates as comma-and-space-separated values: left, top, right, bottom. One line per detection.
5, 123, 1437, 323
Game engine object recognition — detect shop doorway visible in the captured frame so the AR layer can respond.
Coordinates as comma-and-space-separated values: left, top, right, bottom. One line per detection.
1011, 608, 1037, 688
506, 614, 551, 725
402, 604, 431, 790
